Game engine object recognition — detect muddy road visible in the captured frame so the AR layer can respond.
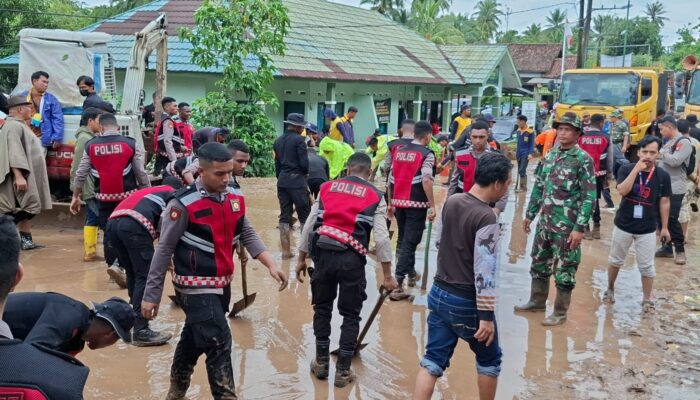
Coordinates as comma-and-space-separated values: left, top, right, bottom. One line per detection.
17, 177, 700, 399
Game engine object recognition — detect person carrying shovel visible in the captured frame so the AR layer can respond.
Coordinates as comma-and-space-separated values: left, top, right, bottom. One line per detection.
296, 152, 398, 388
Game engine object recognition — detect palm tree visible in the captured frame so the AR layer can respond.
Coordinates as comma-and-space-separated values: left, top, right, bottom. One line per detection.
521, 23, 543, 43
360, 0, 403, 15
644, 1, 668, 27
391, 8, 410, 24
473, 0, 503, 43
496, 30, 520, 43
545, 9, 567, 42
409, 0, 464, 45
591, 14, 613, 65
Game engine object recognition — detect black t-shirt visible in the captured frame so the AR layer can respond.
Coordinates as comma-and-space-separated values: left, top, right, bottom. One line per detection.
614, 163, 672, 234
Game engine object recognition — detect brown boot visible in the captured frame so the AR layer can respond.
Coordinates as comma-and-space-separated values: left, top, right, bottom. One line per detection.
514, 278, 549, 312
407, 271, 421, 287
584, 225, 592, 240
334, 355, 356, 388
389, 278, 411, 301
279, 223, 293, 259
675, 252, 687, 265
542, 288, 572, 326
520, 179, 528, 193
592, 224, 601, 239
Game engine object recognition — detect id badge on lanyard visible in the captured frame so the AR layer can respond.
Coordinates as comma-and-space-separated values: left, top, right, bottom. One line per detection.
634, 167, 654, 219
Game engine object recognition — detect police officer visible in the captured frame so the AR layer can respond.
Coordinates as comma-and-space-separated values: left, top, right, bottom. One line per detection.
296, 152, 398, 388
388, 120, 436, 300
141, 143, 288, 399
154, 97, 188, 175
106, 177, 183, 346
4, 292, 136, 356
382, 119, 415, 177
578, 114, 610, 240
70, 112, 151, 287
162, 153, 198, 184
0, 216, 89, 399
516, 112, 596, 326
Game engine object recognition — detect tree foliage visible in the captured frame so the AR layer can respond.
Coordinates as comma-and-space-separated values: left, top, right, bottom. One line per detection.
663, 24, 700, 70
644, 1, 668, 28
180, 0, 289, 177
473, 0, 503, 43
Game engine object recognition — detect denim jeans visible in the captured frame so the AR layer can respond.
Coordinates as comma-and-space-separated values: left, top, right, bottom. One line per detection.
420, 285, 502, 378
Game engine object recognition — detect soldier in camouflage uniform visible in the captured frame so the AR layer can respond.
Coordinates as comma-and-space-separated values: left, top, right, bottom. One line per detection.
609, 109, 630, 155
515, 112, 597, 326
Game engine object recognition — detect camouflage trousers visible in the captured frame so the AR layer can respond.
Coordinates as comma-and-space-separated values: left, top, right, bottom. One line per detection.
529, 226, 580, 290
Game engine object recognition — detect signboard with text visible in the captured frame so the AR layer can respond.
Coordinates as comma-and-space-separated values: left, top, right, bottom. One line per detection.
374, 99, 391, 124
521, 100, 537, 130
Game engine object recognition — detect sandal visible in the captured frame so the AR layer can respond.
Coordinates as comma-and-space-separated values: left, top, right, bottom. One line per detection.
642, 300, 656, 313
602, 290, 615, 304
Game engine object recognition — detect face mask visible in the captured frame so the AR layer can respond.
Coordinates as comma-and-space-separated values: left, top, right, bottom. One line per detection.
79, 89, 90, 97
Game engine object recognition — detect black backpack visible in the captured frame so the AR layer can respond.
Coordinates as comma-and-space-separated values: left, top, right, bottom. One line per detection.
671, 137, 697, 177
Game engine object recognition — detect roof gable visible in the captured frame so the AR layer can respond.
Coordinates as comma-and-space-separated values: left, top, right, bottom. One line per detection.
544, 56, 577, 78
439, 45, 521, 89
507, 44, 562, 73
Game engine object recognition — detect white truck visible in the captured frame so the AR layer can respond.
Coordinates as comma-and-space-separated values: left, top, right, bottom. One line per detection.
13, 14, 168, 197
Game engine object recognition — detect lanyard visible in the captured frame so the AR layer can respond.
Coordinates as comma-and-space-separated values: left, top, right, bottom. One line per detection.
637, 166, 654, 201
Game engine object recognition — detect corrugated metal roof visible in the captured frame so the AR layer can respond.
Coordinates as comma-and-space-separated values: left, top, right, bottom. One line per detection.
440, 45, 507, 84
1, 0, 464, 85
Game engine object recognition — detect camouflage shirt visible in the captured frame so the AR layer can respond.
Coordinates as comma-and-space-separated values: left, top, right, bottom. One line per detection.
609, 120, 629, 145
526, 145, 597, 233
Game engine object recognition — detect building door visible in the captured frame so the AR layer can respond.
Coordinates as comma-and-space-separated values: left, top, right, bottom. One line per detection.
283, 101, 305, 125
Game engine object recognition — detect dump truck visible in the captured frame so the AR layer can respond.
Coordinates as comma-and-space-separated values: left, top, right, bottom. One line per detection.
13, 14, 168, 199
682, 55, 700, 117
556, 67, 668, 148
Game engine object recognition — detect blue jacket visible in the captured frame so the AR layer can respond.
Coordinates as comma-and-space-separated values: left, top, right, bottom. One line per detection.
20, 90, 64, 147
513, 127, 535, 157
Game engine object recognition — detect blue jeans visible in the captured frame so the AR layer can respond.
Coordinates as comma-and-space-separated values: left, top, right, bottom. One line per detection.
85, 201, 98, 227
420, 285, 502, 378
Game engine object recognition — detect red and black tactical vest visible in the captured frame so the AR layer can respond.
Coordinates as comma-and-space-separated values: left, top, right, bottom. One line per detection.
390, 142, 432, 208
171, 185, 246, 289
386, 137, 412, 160
155, 115, 184, 155
86, 135, 138, 202
110, 185, 175, 239
453, 147, 494, 194
578, 130, 609, 177
314, 176, 383, 255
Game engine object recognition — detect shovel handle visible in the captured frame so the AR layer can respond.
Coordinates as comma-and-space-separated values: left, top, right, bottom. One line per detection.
420, 221, 433, 290
238, 245, 249, 297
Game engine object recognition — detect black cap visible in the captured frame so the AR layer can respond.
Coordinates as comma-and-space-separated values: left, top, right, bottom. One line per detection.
91, 297, 136, 343
687, 114, 698, 123
284, 113, 307, 127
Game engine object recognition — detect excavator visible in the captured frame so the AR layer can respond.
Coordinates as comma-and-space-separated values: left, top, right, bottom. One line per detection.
14, 14, 168, 199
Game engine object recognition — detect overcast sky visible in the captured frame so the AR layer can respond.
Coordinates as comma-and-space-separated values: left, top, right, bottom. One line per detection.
84, 0, 693, 44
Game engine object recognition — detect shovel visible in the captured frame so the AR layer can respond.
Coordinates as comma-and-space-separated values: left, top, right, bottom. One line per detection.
229, 245, 257, 317
420, 221, 433, 291
331, 286, 392, 357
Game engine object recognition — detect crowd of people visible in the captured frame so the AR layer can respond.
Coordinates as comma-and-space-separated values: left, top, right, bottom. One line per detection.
0, 68, 698, 399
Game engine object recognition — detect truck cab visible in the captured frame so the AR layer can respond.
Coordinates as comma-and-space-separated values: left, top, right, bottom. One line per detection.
556, 68, 667, 146
13, 28, 144, 198
685, 69, 700, 117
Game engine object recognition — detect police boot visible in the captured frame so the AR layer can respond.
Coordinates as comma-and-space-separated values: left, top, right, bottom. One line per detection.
310, 343, 330, 380
132, 317, 173, 347
542, 288, 572, 326
514, 278, 549, 312
279, 223, 293, 259
407, 271, 422, 288
334, 355, 356, 388
655, 244, 674, 258
592, 224, 601, 240
83, 226, 105, 262
583, 225, 593, 240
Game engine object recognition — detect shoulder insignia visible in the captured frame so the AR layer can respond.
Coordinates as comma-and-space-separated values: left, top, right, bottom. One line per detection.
170, 207, 182, 221
230, 198, 241, 212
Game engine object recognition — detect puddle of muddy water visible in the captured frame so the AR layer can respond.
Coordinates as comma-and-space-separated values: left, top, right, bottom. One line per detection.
16, 170, 700, 399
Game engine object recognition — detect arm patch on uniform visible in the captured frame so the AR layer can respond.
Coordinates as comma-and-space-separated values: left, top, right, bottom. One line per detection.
170, 207, 183, 221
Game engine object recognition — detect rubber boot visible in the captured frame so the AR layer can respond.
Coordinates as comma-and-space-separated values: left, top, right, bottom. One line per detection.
279, 223, 293, 259
655, 244, 674, 258
514, 278, 549, 312
592, 224, 601, 240
107, 265, 128, 289
520, 178, 528, 193
334, 355, 356, 388
541, 288, 572, 326
310, 343, 330, 380
83, 226, 105, 262
675, 252, 687, 265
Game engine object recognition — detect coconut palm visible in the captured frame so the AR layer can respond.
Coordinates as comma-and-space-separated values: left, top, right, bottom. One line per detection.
545, 9, 567, 42
521, 23, 543, 43
360, 0, 404, 15
644, 1, 668, 28
473, 0, 504, 43
409, 0, 464, 45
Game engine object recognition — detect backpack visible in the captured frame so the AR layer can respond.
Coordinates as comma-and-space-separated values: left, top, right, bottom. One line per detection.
671, 137, 697, 177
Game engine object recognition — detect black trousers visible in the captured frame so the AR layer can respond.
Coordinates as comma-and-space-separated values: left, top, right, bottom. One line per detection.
154, 154, 170, 176
592, 176, 604, 225
517, 155, 529, 178
669, 193, 685, 253
169, 293, 236, 400
395, 207, 427, 280
308, 178, 326, 199
97, 201, 119, 266
105, 217, 154, 331
311, 248, 367, 356
277, 186, 310, 225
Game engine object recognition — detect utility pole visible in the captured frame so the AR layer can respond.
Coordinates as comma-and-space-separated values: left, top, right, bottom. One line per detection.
584, 3, 633, 67
582, 0, 593, 66
576, 0, 585, 68
622, 0, 631, 66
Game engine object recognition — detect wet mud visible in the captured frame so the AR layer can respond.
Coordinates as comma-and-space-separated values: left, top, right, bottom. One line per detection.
17, 175, 700, 399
